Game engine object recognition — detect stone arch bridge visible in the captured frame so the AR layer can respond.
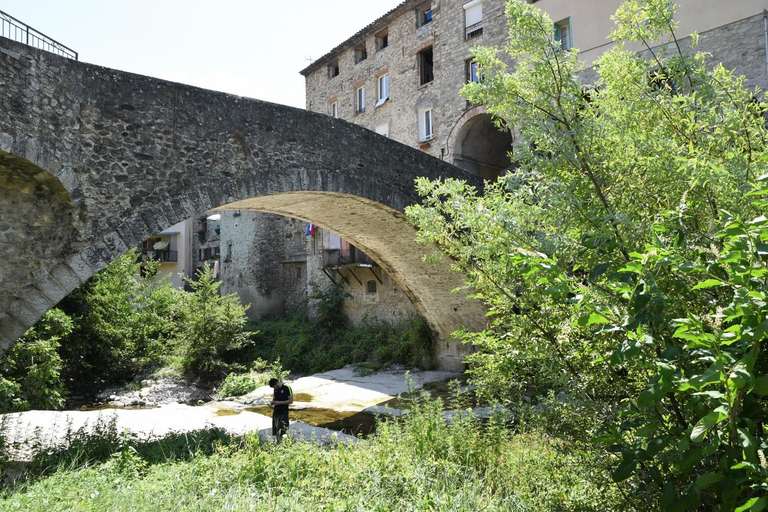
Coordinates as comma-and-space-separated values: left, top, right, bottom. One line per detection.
0, 37, 486, 370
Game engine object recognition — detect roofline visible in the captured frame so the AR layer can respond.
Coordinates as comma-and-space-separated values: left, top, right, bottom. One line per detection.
300, 1, 422, 77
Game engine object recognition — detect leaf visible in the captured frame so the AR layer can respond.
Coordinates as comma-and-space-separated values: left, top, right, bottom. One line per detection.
678, 360, 723, 392
735, 496, 768, 512
691, 410, 727, 442
753, 375, 768, 396
589, 263, 610, 281
576, 312, 610, 326
611, 459, 636, 482
728, 360, 754, 393
692, 279, 723, 290
619, 261, 644, 273
677, 447, 703, 472
695, 472, 724, 490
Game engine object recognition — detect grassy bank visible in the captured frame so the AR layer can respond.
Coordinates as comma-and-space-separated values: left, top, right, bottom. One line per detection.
1, 395, 625, 511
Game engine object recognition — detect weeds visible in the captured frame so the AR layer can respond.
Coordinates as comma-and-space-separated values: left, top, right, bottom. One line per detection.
1, 389, 625, 511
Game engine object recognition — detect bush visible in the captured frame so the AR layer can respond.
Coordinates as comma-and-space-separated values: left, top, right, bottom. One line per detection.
0, 309, 71, 412
244, 314, 433, 375
176, 263, 251, 381
218, 373, 258, 397
56, 250, 179, 394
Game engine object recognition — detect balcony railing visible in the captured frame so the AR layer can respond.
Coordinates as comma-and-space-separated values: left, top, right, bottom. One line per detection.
465, 22, 483, 39
322, 248, 374, 269
0, 9, 78, 60
139, 250, 178, 263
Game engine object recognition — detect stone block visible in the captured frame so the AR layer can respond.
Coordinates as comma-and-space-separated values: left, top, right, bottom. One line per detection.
50, 264, 83, 294
0, 313, 27, 352
35, 275, 69, 305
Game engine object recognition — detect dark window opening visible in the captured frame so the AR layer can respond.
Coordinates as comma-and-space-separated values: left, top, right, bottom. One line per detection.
328, 60, 339, 79
417, 3, 433, 27
419, 47, 434, 86
354, 44, 367, 64
375, 28, 389, 51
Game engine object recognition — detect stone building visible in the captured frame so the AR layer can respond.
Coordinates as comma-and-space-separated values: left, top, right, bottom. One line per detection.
136, 219, 194, 290
301, 0, 768, 164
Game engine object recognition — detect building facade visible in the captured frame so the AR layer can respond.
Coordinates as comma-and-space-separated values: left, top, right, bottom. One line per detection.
137, 218, 194, 289
301, 0, 768, 167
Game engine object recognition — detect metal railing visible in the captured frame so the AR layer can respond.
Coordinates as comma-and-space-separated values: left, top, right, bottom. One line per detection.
0, 9, 78, 60
139, 250, 178, 263
322, 248, 374, 269
465, 22, 483, 40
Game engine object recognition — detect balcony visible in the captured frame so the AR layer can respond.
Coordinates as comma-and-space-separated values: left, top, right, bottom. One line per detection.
322, 248, 374, 269
139, 249, 178, 263
465, 22, 483, 39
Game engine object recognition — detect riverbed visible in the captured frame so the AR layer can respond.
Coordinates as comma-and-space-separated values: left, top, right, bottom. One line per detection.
1, 367, 463, 461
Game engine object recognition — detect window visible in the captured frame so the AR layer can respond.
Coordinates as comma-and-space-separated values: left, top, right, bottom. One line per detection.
367, 280, 377, 294
418, 47, 434, 86
376, 74, 389, 106
356, 85, 366, 114
375, 121, 390, 137
554, 19, 571, 51
467, 59, 480, 83
328, 60, 339, 79
329, 101, 338, 118
375, 28, 389, 51
418, 107, 434, 142
354, 44, 367, 64
464, 0, 483, 39
417, 2, 433, 27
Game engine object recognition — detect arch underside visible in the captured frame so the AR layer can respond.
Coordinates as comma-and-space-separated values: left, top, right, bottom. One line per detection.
217, 192, 486, 368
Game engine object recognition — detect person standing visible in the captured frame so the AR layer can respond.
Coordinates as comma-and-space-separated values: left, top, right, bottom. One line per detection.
269, 378, 293, 444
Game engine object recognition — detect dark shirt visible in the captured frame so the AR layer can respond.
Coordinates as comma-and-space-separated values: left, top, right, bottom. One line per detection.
273, 384, 293, 415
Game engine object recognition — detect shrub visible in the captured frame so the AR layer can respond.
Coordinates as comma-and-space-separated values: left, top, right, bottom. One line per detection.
218, 373, 258, 397
176, 263, 251, 381
0, 309, 71, 412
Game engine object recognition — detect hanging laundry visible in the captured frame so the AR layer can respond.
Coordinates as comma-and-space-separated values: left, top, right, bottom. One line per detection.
213, 259, 220, 278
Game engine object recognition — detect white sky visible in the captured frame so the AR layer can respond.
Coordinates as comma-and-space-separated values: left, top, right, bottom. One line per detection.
0, 1, 404, 109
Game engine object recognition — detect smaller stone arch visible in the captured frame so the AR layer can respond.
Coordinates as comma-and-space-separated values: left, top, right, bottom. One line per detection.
447, 107, 514, 181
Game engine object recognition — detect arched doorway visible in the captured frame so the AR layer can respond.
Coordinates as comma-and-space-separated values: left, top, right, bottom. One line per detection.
451, 113, 513, 181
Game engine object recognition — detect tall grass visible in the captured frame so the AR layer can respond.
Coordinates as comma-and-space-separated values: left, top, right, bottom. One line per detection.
1, 392, 626, 511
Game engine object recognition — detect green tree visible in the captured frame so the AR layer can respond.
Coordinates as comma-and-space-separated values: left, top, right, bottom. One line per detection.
59, 250, 142, 390
0, 309, 71, 412
406, 1, 768, 509
131, 260, 183, 370
58, 250, 180, 391
176, 263, 250, 381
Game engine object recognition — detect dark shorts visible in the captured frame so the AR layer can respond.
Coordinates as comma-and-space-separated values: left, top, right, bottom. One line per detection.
273, 413, 289, 437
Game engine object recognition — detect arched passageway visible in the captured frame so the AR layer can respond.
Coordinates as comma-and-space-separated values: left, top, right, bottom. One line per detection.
452, 113, 513, 181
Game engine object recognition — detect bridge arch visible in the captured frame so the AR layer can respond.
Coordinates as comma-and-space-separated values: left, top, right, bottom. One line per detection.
0, 37, 486, 370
